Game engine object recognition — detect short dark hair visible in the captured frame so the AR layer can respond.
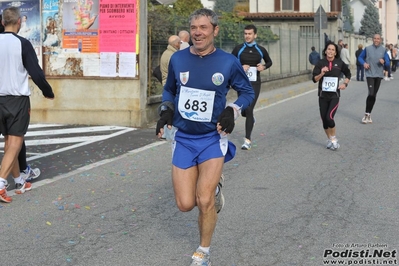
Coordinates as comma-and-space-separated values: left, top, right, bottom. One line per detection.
244, 24, 257, 34
311, 46, 315, 51
189, 8, 218, 29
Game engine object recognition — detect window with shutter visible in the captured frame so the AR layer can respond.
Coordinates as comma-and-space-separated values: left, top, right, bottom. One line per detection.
331, 0, 342, 12
275, 0, 281, 11
294, 0, 299, 11
282, 0, 293, 10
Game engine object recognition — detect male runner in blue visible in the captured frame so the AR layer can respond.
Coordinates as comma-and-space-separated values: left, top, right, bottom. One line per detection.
156, 8, 254, 266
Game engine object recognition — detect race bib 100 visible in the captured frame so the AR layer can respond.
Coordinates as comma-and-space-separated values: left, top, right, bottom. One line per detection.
322, 76, 338, 92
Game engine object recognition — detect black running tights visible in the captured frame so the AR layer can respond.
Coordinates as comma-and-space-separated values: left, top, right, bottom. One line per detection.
365, 77, 381, 113
241, 80, 261, 140
18, 141, 27, 172
319, 97, 339, 129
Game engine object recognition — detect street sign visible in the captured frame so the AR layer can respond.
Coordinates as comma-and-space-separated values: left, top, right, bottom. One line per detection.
314, 5, 328, 29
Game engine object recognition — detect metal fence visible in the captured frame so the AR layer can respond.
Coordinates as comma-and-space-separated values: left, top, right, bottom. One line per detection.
148, 26, 372, 96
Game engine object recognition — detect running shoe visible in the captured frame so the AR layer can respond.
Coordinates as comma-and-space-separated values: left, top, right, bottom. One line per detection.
362, 114, 372, 124
190, 249, 211, 266
384, 77, 390, 81
330, 138, 340, 151
0, 187, 12, 203
15, 182, 32, 195
21, 165, 41, 182
326, 139, 333, 149
241, 138, 252, 150
215, 174, 225, 214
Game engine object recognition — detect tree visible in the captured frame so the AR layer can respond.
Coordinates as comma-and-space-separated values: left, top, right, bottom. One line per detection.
214, 0, 237, 15
148, 0, 204, 43
216, 11, 279, 49
173, 0, 203, 18
172, 0, 203, 31
359, 2, 381, 38
342, 0, 354, 33
148, 4, 174, 42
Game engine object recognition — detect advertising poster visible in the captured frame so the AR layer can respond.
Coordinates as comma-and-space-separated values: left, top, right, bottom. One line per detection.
42, 0, 60, 48
99, 0, 137, 52
62, 0, 99, 53
0, 0, 41, 56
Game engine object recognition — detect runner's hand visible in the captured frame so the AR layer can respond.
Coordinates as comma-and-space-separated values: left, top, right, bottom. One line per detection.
156, 109, 173, 136
217, 106, 235, 134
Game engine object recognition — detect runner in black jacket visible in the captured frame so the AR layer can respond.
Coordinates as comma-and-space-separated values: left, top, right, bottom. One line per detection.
312, 42, 351, 151
232, 24, 272, 150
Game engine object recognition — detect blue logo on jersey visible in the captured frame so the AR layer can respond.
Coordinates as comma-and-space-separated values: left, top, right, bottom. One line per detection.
182, 111, 199, 118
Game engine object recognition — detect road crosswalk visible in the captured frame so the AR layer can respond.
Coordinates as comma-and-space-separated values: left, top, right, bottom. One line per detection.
0, 124, 137, 161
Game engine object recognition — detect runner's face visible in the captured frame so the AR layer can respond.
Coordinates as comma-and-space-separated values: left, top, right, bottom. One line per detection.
244, 29, 256, 43
373, 35, 381, 46
190, 16, 219, 52
325, 44, 336, 60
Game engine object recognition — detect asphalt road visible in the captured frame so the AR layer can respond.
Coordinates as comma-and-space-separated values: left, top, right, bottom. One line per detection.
1, 75, 399, 266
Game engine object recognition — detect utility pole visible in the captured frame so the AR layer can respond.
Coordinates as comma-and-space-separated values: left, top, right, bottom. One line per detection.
314, 5, 327, 58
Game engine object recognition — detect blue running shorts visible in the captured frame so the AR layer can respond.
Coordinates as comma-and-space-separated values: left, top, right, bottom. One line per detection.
172, 130, 236, 169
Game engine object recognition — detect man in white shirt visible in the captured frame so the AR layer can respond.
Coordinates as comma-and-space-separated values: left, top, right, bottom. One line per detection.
340, 43, 350, 66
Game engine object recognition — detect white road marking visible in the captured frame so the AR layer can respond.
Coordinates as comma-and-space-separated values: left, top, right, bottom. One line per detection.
0, 126, 136, 161
26, 127, 135, 161
7, 141, 167, 196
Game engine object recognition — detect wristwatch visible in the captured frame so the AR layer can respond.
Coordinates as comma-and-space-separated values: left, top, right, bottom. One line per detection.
344, 83, 348, 87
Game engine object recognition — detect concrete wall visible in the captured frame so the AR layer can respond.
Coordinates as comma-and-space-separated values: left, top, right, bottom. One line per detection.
29, 78, 147, 127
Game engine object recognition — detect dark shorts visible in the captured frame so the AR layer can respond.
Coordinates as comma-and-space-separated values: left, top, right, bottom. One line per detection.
0, 96, 30, 136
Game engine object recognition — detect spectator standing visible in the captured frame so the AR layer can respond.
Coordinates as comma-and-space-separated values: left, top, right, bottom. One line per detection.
337, 39, 344, 54
355, 44, 364, 81
0, 7, 54, 203
156, 8, 254, 266
308, 46, 320, 67
160, 35, 181, 86
178, 30, 190, 50
383, 44, 392, 81
232, 24, 272, 150
357, 34, 390, 124
340, 43, 350, 67
390, 43, 397, 73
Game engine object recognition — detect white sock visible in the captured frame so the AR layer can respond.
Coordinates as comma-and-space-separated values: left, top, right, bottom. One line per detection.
198, 246, 210, 254
0, 178, 7, 189
14, 176, 24, 184
21, 166, 29, 174
330, 136, 337, 143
